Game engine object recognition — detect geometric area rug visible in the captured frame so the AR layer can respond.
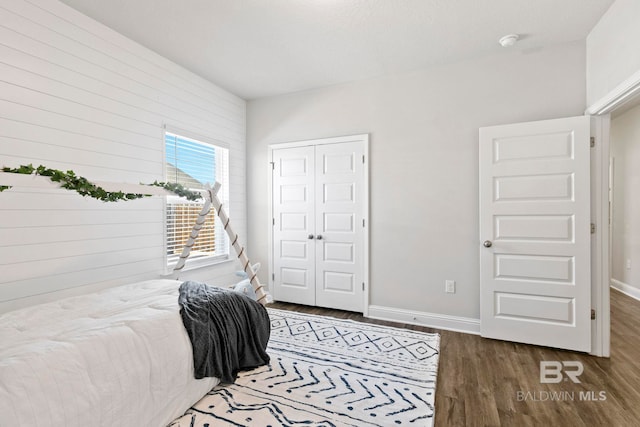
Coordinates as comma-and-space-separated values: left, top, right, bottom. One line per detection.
169, 308, 440, 427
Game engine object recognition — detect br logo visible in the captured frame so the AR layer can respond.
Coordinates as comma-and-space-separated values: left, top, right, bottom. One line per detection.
540, 361, 584, 383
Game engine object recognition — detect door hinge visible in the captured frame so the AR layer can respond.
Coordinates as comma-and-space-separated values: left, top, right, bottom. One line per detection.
362, 154, 365, 164
362, 282, 365, 291
590, 137, 595, 148
362, 218, 365, 227
270, 161, 275, 170
591, 223, 596, 234
272, 273, 275, 281
272, 218, 275, 226
591, 309, 596, 320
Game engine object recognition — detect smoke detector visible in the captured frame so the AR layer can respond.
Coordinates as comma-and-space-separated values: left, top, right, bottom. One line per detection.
498, 34, 519, 47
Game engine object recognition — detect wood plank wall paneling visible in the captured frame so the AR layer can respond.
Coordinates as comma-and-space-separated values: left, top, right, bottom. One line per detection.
0, 0, 247, 312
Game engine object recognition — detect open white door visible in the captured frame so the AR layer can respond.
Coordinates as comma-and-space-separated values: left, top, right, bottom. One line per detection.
479, 116, 591, 352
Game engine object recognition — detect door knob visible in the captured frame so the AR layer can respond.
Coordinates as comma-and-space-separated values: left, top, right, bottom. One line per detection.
308, 234, 314, 239
316, 235, 323, 240
483, 240, 492, 248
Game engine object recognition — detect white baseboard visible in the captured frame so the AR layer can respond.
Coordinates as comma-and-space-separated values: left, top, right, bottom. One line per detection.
611, 278, 640, 301
367, 305, 481, 335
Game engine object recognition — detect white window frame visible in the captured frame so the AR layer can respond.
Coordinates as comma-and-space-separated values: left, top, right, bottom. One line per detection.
163, 125, 230, 273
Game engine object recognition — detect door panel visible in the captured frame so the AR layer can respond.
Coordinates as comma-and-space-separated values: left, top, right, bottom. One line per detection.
315, 142, 364, 312
272, 146, 315, 305
495, 293, 574, 323
480, 116, 591, 352
495, 215, 574, 241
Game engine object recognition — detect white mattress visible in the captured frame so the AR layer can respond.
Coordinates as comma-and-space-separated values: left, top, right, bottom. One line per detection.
0, 279, 219, 427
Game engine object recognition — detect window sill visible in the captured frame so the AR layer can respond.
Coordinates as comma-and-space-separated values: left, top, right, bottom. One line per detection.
164, 254, 232, 275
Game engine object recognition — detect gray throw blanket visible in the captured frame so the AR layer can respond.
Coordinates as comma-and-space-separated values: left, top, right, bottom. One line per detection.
178, 281, 271, 383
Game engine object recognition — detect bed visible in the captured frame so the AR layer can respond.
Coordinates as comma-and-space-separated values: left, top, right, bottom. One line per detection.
0, 279, 219, 427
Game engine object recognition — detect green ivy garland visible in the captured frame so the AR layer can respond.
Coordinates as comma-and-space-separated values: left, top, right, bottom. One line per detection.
148, 181, 202, 201
0, 164, 202, 202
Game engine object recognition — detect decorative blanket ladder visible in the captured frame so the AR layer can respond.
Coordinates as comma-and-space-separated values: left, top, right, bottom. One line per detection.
172, 182, 270, 305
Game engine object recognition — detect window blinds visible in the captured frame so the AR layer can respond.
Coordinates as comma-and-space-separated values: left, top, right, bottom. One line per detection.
165, 132, 229, 266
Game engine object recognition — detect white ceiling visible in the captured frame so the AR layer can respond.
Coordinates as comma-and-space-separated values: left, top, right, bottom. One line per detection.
60, 0, 613, 100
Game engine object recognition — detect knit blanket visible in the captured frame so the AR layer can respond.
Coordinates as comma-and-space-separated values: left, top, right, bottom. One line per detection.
178, 281, 270, 383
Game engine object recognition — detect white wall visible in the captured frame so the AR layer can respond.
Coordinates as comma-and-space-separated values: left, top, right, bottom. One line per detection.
610, 104, 640, 292
247, 42, 587, 322
0, 0, 246, 313
586, 0, 640, 107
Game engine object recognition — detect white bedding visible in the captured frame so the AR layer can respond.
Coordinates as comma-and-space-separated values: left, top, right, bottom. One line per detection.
0, 279, 219, 427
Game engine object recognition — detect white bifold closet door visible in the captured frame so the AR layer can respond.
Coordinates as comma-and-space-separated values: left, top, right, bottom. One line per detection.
272, 139, 366, 312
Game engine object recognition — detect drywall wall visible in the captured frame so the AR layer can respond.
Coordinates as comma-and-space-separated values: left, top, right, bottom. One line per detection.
0, 0, 246, 312
610, 104, 640, 293
247, 42, 586, 322
586, 0, 640, 107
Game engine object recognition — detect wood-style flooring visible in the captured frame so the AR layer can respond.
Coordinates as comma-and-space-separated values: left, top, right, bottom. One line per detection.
268, 289, 640, 427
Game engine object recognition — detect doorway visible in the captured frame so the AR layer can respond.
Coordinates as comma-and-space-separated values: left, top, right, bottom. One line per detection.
587, 79, 640, 357
609, 102, 640, 300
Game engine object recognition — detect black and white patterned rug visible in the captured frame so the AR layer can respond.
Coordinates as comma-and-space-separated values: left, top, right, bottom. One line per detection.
171, 309, 440, 427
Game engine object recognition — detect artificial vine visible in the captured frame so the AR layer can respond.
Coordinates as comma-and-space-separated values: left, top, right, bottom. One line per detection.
148, 181, 202, 201
0, 164, 203, 202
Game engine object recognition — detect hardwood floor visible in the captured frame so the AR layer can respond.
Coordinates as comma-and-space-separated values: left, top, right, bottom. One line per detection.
268, 289, 640, 427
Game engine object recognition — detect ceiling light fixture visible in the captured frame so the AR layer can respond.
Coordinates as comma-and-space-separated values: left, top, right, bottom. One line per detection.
498, 34, 519, 47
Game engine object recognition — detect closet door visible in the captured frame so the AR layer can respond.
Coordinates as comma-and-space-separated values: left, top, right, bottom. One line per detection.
272, 146, 316, 305
315, 142, 365, 312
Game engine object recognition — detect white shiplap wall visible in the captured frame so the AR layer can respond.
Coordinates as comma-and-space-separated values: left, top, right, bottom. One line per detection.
0, 0, 247, 313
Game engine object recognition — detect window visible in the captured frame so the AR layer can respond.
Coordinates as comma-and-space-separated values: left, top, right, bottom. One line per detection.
164, 130, 229, 270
